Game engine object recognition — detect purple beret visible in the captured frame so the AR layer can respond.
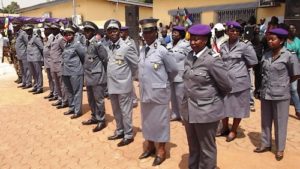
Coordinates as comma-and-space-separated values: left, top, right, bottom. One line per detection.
188, 24, 211, 36
173, 26, 185, 31
120, 26, 129, 31
226, 21, 242, 29
268, 28, 288, 38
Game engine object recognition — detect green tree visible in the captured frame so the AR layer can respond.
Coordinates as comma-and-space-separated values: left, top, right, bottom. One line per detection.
0, 2, 20, 14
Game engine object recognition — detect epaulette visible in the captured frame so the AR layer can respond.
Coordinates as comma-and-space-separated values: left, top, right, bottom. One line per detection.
240, 38, 249, 43
209, 51, 220, 58
287, 48, 296, 54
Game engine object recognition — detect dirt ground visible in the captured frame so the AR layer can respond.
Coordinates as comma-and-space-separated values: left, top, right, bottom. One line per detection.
0, 63, 300, 169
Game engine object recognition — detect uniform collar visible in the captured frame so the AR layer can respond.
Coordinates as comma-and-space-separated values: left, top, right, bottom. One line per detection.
193, 47, 208, 58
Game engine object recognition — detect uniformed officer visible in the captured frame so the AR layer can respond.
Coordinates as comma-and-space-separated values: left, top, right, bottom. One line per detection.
182, 24, 232, 169
13, 21, 31, 89
10, 32, 22, 84
218, 21, 258, 142
81, 21, 108, 132
254, 28, 300, 161
138, 18, 178, 166
120, 26, 139, 108
49, 23, 68, 108
105, 19, 138, 147
61, 25, 85, 119
166, 25, 191, 121
24, 24, 44, 94
43, 23, 56, 99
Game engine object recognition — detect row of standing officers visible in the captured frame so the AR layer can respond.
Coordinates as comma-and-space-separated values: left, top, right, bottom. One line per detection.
12, 17, 300, 169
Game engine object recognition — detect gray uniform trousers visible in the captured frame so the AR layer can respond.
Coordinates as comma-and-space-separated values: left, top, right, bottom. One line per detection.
170, 82, 184, 119
110, 92, 133, 139
28, 61, 43, 90
45, 68, 55, 94
260, 99, 289, 151
21, 59, 32, 86
184, 121, 219, 169
51, 72, 68, 104
132, 83, 138, 104
62, 75, 83, 115
87, 84, 106, 122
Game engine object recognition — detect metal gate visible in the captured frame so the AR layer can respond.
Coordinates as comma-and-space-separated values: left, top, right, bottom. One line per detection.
217, 8, 256, 23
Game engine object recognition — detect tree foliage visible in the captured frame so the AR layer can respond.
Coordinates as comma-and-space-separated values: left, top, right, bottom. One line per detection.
0, 2, 20, 14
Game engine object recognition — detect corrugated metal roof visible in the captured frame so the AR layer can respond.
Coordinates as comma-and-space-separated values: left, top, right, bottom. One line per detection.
18, 0, 152, 13
168, 2, 258, 15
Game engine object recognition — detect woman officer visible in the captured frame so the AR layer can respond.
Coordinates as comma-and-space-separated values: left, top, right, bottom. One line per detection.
182, 24, 232, 169
167, 26, 192, 121
61, 25, 86, 119
138, 18, 178, 166
218, 21, 258, 142
254, 28, 300, 161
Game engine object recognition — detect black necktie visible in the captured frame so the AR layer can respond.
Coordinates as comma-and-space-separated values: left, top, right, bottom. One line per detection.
145, 46, 150, 56
86, 40, 90, 47
28, 35, 32, 41
193, 55, 198, 63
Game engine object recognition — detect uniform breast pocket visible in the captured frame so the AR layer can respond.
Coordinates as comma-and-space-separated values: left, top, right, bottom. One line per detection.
193, 69, 208, 81
274, 63, 287, 77
150, 60, 163, 71
115, 54, 125, 65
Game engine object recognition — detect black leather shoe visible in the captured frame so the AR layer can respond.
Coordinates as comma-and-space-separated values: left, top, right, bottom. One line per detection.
92, 122, 106, 132
117, 138, 134, 147
33, 89, 43, 95
216, 129, 230, 137
226, 132, 237, 142
275, 151, 284, 161
70, 114, 82, 119
56, 104, 68, 109
48, 96, 58, 101
18, 84, 26, 88
64, 111, 74, 115
296, 112, 300, 120
253, 147, 271, 153
139, 149, 156, 159
28, 88, 37, 93
152, 155, 166, 166
82, 119, 98, 125
52, 100, 62, 106
22, 85, 32, 89
170, 116, 181, 121
44, 93, 54, 99
107, 134, 124, 140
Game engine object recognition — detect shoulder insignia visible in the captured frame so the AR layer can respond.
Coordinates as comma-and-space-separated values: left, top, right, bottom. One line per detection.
287, 48, 296, 54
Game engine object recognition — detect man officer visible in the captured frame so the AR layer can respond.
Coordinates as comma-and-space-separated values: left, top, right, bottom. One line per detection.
24, 25, 44, 94
105, 19, 139, 147
81, 21, 108, 132
43, 23, 56, 99
49, 23, 68, 109
120, 26, 139, 108
14, 21, 31, 89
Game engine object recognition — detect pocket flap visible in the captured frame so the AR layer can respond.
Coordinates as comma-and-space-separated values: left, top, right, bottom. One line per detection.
197, 97, 214, 106
152, 83, 167, 89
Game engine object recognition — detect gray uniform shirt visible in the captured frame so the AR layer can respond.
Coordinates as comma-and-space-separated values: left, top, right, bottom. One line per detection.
107, 38, 138, 94
27, 33, 44, 62
62, 39, 85, 76
220, 39, 258, 93
167, 39, 191, 82
43, 34, 54, 69
50, 33, 65, 73
84, 36, 108, 86
139, 40, 178, 104
182, 47, 232, 123
260, 47, 300, 100
15, 29, 28, 60
124, 36, 138, 54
